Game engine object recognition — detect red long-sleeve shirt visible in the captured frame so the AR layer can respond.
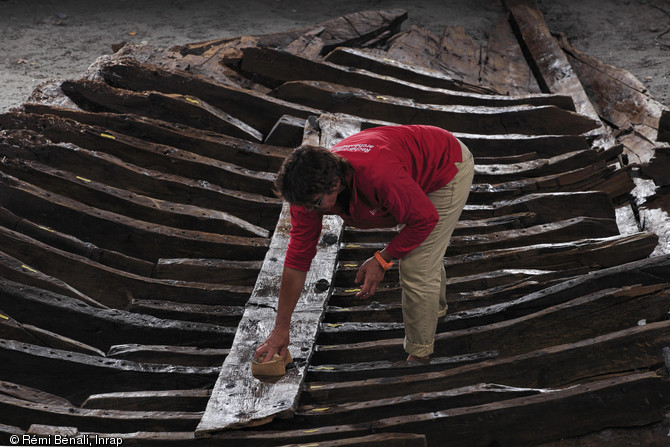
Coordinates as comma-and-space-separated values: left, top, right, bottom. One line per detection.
284, 125, 463, 272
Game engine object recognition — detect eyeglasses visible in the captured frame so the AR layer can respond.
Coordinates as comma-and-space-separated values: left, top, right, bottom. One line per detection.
307, 192, 325, 210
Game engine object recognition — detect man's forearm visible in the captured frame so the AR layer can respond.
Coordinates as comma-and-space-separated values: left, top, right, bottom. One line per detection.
274, 266, 307, 331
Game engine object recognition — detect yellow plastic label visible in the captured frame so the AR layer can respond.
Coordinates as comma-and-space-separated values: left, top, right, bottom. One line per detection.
21, 265, 38, 273
302, 429, 319, 434
185, 97, 199, 104
309, 385, 325, 389
311, 407, 330, 412
100, 133, 116, 139
0, 314, 8, 320
76, 176, 91, 183
38, 225, 54, 233
345, 288, 361, 293
315, 366, 334, 370
326, 323, 341, 328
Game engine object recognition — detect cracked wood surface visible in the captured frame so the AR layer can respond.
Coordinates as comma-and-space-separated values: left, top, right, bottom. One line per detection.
196, 115, 358, 434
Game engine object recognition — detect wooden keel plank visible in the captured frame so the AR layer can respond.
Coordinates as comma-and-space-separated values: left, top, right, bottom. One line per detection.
196, 115, 355, 435
19, 105, 291, 172
0, 278, 234, 351
271, 80, 599, 136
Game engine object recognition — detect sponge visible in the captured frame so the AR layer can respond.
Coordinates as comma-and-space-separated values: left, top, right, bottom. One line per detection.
251, 350, 293, 377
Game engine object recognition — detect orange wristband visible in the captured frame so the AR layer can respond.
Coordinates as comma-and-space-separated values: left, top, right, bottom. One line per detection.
374, 251, 394, 271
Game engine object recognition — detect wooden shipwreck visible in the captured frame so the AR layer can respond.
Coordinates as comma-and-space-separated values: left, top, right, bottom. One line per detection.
1, 0, 670, 445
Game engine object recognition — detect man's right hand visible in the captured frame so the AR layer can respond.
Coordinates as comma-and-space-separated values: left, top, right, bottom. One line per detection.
255, 326, 290, 363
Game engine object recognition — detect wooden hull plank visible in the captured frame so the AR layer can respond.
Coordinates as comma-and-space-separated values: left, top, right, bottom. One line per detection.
99, 59, 320, 137
0, 392, 203, 433
153, 258, 262, 286
0, 278, 235, 351
81, 389, 211, 412
304, 320, 670, 407
19, 104, 292, 172
0, 128, 281, 230
271, 80, 599, 136
240, 46, 572, 109
2, 111, 276, 197
325, 47, 496, 94
0, 339, 219, 406
196, 116, 354, 434
60, 79, 264, 142
0, 170, 269, 263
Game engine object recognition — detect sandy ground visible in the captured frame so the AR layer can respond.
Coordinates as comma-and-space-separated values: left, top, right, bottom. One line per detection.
0, 0, 669, 113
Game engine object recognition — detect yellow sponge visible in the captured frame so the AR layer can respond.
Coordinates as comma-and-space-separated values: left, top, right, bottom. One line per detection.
251, 350, 293, 377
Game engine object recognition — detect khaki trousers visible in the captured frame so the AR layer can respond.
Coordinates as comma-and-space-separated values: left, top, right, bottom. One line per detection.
400, 140, 474, 358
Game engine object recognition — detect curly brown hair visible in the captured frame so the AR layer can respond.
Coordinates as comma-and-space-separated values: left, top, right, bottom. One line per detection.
274, 145, 350, 205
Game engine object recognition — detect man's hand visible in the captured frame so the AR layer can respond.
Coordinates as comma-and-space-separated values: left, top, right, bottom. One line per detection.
355, 256, 385, 298
255, 326, 290, 363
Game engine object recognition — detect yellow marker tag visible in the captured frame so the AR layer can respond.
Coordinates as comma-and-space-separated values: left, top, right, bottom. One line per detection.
311, 407, 330, 412
0, 314, 8, 320
315, 366, 334, 370
343, 264, 358, 267
347, 244, 361, 248
100, 133, 116, 139
310, 385, 325, 389
376, 96, 389, 100
303, 429, 319, 434
76, 176, 91, 183
38, 225, 54, 233
339, 308, 350, 311
345, 288, 361, 293
185, 97, 199, 104
326, 323, 341, 328
21, 265, 38, 273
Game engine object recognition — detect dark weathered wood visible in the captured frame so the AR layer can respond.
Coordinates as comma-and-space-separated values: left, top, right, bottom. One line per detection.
325, 47, 495, 94
264, 115, 306, 147
305, 321, 670, 406
0, 157, 269, 238
659, 109, 670, 143
272, 80, 599, 136
172, 9, 408, 59
0, 381, 73, 407
482, 16, 542, 95
296, 383, 540, 425
128, 299, 244, 326
0, 205, 155, 276
4, 112, 276, 197
0, 392, 203, 433
60, 79, 264, 141
19, 105, 292, 172
21, 324, 105, 357
205, 371, 670, 446
241, 46, 573, 109
0, 128, 282, 230
505, 0, 610, 143
454, 133, 590, 158
99, 59, 320, 136
0, 171, 269, 264
107, 344, 228, 367
556, 33, 663, 161
81, 389, 211, 411
153, 258, 262, 286
460, 191, 616, 222
0, 278, 235, 351
0, 339, 218, 406
340, 217, 619, 258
